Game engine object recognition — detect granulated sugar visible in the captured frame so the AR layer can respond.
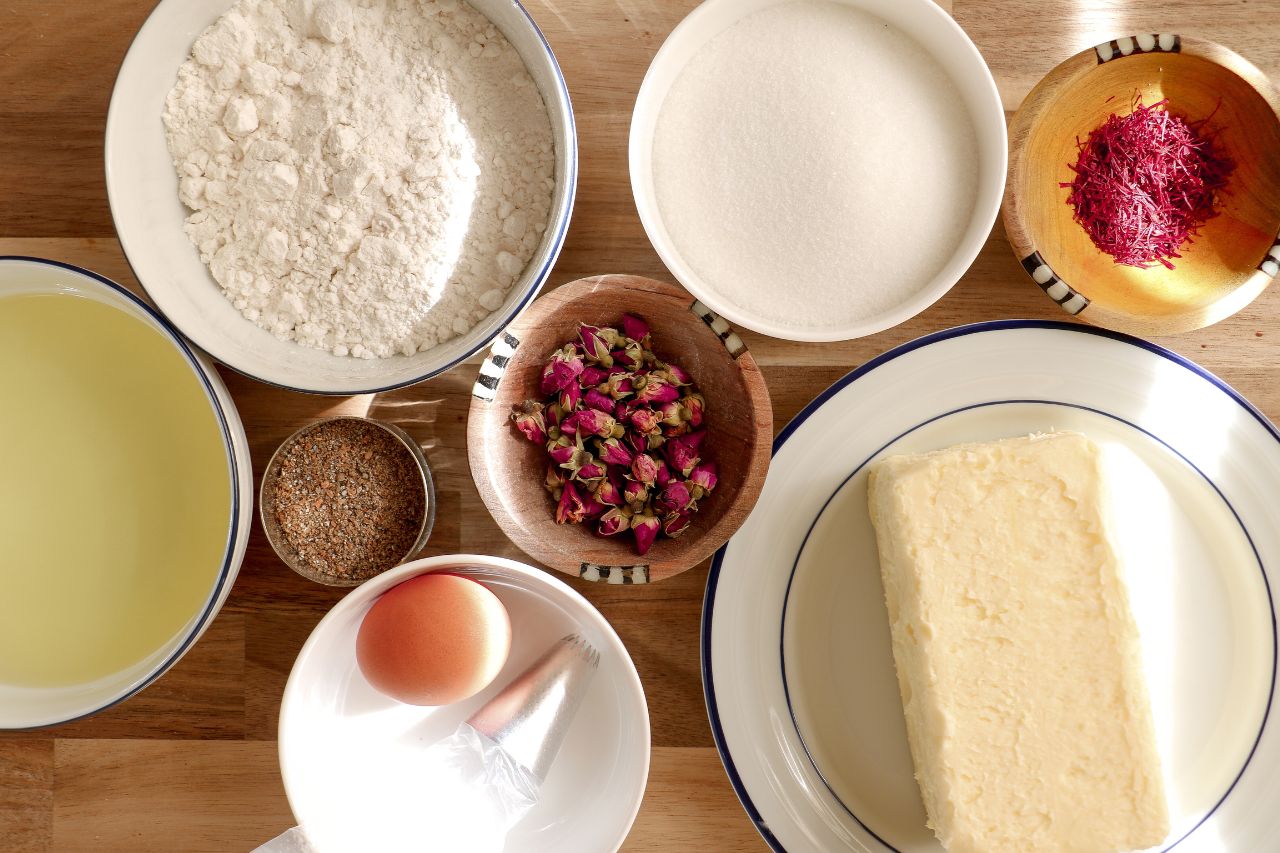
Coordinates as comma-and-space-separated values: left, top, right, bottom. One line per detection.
651, 0, 978, 334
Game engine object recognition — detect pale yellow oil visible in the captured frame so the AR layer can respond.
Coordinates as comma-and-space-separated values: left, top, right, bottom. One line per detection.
0, 293, 231, 687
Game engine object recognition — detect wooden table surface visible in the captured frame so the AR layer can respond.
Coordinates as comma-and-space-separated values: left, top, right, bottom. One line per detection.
3, 1, 1280, 850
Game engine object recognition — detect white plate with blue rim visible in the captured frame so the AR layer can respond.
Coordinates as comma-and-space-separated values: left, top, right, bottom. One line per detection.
703, 320, 1279, 852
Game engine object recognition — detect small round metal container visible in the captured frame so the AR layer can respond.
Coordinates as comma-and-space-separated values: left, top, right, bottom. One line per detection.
259, 416, 437, 587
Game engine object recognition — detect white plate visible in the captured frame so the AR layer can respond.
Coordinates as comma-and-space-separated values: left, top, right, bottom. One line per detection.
704, 321, 1279, 851
105, 0, 576, 394
279, 555, 649, 853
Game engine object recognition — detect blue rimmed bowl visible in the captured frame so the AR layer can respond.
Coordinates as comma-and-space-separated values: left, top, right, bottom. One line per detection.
0, 257, 253, 729
105, 0, 576, 394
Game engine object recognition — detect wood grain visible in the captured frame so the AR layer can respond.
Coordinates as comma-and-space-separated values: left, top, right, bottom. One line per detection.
1, 0, 1280, 851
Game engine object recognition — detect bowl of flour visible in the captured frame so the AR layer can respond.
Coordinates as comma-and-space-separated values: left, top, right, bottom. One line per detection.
629, 0, 1005, 342
106, 0, 576, 394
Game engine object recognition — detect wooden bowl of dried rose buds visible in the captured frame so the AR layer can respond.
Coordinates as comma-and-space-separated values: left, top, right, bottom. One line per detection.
467, 275, 772, 584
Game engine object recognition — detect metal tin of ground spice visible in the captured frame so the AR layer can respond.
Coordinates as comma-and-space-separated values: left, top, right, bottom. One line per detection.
260, 417, 435, 586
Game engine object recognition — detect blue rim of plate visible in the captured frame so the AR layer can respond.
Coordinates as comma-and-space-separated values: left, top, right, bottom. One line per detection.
701, 319, 1280, 852
104, 0, 578, 396
777, 398, 1276, 852
0, 256, 243, 730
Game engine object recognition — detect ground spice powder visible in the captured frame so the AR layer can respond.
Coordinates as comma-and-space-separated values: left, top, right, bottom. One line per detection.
272, 419, 425, 582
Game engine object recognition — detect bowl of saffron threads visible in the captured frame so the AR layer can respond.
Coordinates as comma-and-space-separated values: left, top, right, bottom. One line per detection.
1003, 35, 1280, 336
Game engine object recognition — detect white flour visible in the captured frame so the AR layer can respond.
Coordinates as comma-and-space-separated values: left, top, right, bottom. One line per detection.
164, 0, 554, 359
652, 0, 978, 333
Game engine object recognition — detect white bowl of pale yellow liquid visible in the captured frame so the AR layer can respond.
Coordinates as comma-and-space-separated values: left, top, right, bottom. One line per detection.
0, 257, 252, 729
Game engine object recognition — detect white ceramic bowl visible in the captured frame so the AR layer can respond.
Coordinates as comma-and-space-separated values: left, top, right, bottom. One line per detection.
105, 0, 577, 395
629, 0, 1006, 342
0, 257, 253, 729
278, 554, 650, 853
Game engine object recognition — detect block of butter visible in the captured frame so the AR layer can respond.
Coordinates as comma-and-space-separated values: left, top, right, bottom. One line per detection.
867, 432, 1169, 853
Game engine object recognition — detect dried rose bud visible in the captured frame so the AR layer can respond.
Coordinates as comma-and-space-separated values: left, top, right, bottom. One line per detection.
624, 429, 648, 455
576, 460, 606, 482
546, 435, 576, 466
623, 478, 649, 506
631, 452, 659, 486
593, 475, 623, 507
580, 365, 609, 387
635, 374, 680, 405
562, 408, 616, 438
556, 436, 594, 475
597, 437, 634, 466
655, 480, 695, 514
604, 372, 635, 400
632, 512, 660, 555
663, 363, 692, 386
510, 401, 547, 444
578, 324, 620, 366
665, 430, 705, 476
654, 459, 672, 489
540, 344, 584, 395
544, 464, 566, 498
621, 313, 650, 343
613, 340, 644, 368
681, 393, 705, 428
629, 408, 661, 435
646, 433, 667, 451
555, 481, 587, 524
581, 492, 607, 520
596, 506, 630, 537
662, 511, 692, 538
657, 400, 685, 428
584, 388, 615, 413
558, 382, 581, 412
689, 462, 718, 492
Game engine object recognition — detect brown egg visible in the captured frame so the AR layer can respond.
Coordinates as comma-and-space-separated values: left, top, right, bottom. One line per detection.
355, 573, 512, 706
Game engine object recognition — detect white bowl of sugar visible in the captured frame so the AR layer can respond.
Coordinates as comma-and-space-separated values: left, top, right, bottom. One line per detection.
630, 0, 1006, 342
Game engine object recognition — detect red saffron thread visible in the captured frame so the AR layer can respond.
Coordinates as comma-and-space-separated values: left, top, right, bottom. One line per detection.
1061, 95, 1234, 269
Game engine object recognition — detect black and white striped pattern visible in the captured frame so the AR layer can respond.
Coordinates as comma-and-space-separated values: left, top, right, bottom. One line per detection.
1021, 252, 1089, 316
689, 300, 747, 359
1095, 34, 1179, 63
472, 331, 520, 402
1260, 236, 1280, 277
579, 563, 650, 584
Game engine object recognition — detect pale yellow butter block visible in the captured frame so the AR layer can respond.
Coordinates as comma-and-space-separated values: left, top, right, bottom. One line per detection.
867, 432, 1168, 853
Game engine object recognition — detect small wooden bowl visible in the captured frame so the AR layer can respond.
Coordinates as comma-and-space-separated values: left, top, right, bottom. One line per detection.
1004, 35, 1280, 335
467, 275, 773, 585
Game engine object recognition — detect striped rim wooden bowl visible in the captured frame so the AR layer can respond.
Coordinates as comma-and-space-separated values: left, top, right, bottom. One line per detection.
1004, 35, 1280, 335
466, 275, 773, 584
